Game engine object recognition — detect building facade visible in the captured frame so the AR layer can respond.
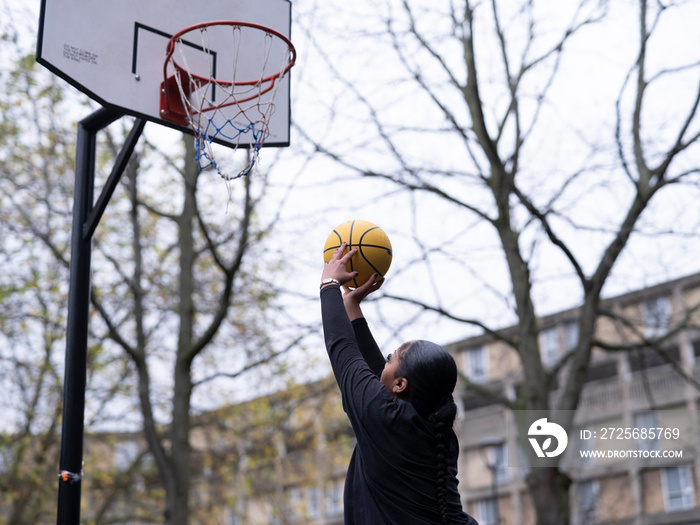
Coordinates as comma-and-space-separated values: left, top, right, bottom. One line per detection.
450, 272, 700, 525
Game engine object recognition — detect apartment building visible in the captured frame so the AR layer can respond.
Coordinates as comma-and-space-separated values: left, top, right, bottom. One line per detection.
451, 272, 700, 525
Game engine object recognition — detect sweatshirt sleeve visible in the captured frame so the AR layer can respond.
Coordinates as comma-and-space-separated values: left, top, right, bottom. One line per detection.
321, 285, 390, 420
351, 317, 385, 377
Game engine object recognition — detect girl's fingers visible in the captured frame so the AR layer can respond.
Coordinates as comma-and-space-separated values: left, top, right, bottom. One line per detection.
333, 243, 356, 264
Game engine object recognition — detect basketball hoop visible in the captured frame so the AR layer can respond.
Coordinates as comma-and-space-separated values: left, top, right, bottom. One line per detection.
160, 21, 296, 180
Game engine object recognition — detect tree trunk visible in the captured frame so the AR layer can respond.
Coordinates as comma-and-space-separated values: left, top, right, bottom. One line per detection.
528, 467, 572, 524
166, 136, 199, 525
167, 357, 193, 525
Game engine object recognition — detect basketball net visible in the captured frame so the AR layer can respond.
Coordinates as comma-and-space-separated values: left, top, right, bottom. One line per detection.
162, 22, 295, 181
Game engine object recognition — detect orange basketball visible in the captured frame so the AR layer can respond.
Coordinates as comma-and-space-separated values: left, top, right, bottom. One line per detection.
323, 220, 393, 288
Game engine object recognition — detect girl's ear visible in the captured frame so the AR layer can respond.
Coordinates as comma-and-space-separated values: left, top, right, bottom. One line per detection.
393, 377, 408, 395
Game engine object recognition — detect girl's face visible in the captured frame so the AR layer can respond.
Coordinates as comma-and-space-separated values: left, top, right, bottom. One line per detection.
380, 343, 410, 397
380, 351, 401, 393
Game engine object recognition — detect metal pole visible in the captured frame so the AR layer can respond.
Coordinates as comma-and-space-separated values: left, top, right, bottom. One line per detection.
479, 438, 502, 525
56, 107, 135, 524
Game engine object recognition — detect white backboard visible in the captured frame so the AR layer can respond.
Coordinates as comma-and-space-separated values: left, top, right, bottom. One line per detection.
36, 0, 292, 148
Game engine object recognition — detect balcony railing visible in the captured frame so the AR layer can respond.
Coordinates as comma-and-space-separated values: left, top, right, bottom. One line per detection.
627, 363, 690, 410
573, 363, 699, 413
577, 376, 623, 410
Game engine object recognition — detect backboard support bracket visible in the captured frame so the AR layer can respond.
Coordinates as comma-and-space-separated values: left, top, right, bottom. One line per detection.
159, 74, 191, 127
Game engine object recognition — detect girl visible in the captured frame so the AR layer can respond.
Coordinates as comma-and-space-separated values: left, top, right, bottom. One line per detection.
321, 244, 477, 525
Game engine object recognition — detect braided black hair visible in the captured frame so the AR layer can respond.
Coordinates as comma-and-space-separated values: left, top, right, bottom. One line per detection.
396, 340, 459, 524
430, 399, 458, 524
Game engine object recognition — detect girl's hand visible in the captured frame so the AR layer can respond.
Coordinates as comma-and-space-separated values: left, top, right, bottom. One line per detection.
343, 273, 384, 320
321, 242, 359, 287
344, 273, 384, 304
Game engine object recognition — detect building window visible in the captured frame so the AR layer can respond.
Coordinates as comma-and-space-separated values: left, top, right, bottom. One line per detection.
662, 466, 695, 511
464, 346, 488, 383
325, 480, 343, 517
113, 440, 139, 471
642, 296, 672, 337
474, 498, 498, 525
284, 487, 302, 522
577, 480, 599, 521
490, 442, 509, 485
0, 448, 10, 474
633, 411, 660, 451
308, 486, 319, 518
288, 487, 301, 504
540, 327, 559, 367
564, 321, 579, 351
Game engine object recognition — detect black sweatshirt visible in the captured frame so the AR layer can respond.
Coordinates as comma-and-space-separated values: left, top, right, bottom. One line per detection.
321, 285, 477, 525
